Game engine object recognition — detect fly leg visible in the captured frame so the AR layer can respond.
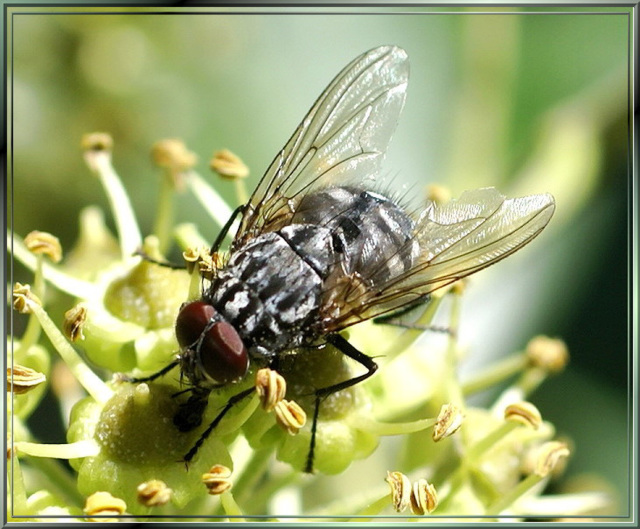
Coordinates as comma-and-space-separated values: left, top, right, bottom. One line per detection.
373, 294, 432, 325
173, 387, 211, 433
119, 359, 209, 433
373, 294, 453, 335
119, 360, 203, 425
210, 204, 245, 254
133, 250, 187, 269
305, 333, 378, 474
118, 359, 180, 383
182, 386, 255, 466
133, 204, 245, 268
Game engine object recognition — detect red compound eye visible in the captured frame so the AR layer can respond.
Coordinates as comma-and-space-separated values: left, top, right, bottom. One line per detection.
175, 301, 216, 350
175, 301, 248, 385
199, 320, 248, 384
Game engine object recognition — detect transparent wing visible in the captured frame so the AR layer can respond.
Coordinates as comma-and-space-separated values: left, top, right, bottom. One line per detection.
322, 188, 556, 330
233, 45, 409, 248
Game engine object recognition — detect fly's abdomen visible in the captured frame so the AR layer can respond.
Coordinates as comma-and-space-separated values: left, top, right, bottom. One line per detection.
295, 186, 419, 284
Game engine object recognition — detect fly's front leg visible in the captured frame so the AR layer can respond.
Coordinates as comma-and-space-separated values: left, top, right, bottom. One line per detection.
304, 333, 378, 474
182, 386, 255, 466
133, 204, 245, 269
173, 388, 211, 433
118, 359, 180, 384
210, 204, 245, 255
134, 249, 187, 269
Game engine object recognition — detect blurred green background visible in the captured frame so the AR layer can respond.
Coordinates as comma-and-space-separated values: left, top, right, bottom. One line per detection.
8, 7, 630, 513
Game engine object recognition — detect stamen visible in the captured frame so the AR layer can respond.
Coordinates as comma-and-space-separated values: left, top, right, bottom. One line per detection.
504, 401, 542, 429
210, 149, 249, 181
7, 365, 46, 395
62, 303, 88, 342
210, 149, 250, 205
202, 464, 233, 495
274, 400, 306, 435
24, 231, 63, 263
12, 283, 41, 313
83, 491, 127, 521
385, 470, 411, 512
432, 403, 464, 442
255, 368, 287, 412
136, 480, 172, 507
526, 336, 570, 373
535, 441, 571, 478
409, 478, 438, 515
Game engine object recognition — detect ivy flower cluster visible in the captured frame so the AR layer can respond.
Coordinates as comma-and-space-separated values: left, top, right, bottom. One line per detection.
7, 134, 612, 521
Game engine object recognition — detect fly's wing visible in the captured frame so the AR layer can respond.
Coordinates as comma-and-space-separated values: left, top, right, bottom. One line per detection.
321, 188, 556, 331
233, 45, 409, 249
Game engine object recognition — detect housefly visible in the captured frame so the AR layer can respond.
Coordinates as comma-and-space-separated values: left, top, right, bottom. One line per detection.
128, 45, 555, 473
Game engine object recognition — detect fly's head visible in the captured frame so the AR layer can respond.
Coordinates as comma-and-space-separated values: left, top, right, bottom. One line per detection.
175, 300, 249, 387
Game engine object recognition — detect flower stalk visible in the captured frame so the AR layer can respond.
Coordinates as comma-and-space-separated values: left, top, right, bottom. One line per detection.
351, 416, 435, 437
485, 472, 546, 516
150, 138, 198, 254
219, 491, 245, 521
6, 454, 30, 518
466, 420, 521, 461
461, 352, 529, 396
9, 231, 98, 299
153, 173, 177, 255
21, 456, 85, 508
186, 171, 234, 233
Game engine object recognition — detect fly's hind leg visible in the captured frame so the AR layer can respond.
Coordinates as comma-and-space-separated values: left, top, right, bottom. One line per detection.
304, 333, 378, 474
373, 294, 453, 335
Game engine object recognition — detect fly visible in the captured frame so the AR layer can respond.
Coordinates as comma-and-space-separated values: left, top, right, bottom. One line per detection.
127, 45, 555, 473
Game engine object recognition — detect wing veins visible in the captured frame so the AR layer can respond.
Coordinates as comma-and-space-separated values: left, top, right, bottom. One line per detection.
234, 46, 409, 244
279, 78, 401, 202
337, 198, 554, 322
272, 54, 388, 196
